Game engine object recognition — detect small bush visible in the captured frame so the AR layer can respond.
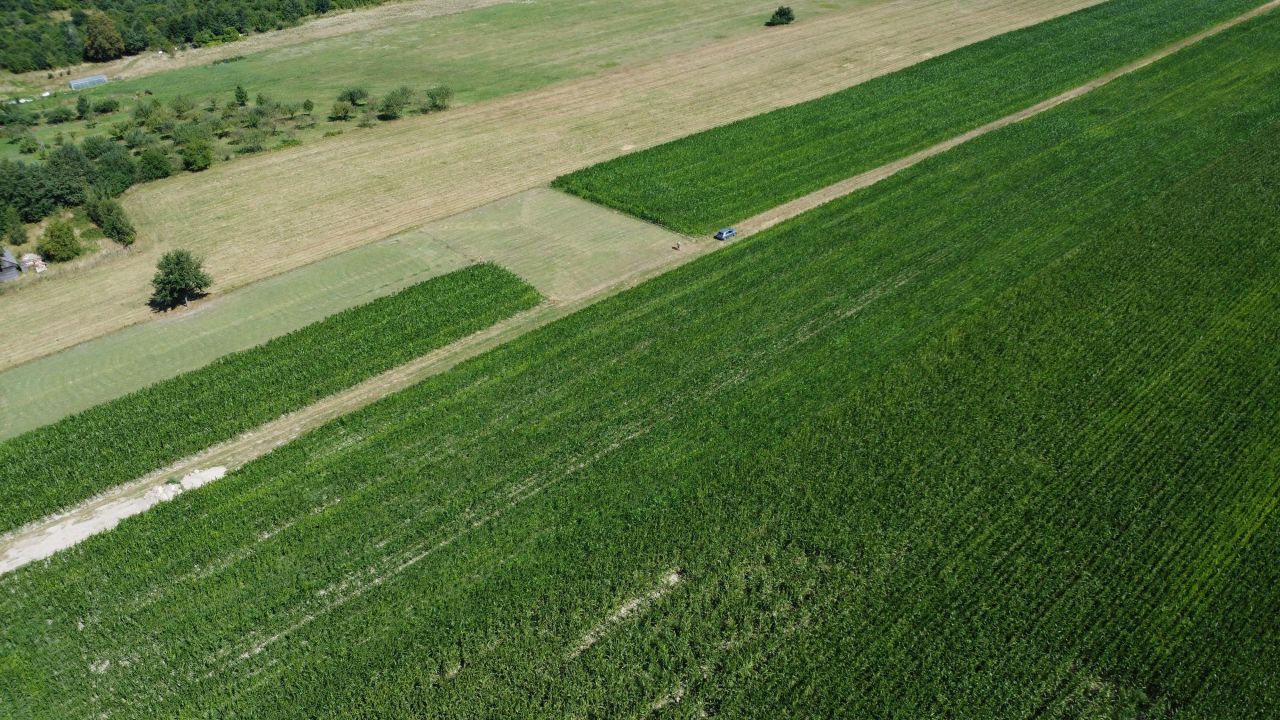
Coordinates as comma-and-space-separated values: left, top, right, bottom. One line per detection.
377, 86, 414, 120
765, 6, 795, 26
92, 98, 120, 115
423, 85, 454, 112
338, 87, 369, 106
37, 218, 82, 262
329, 100, 355, 121
44, 106, 76, 124
137, 147, 173, 181
180, 139, 214, 171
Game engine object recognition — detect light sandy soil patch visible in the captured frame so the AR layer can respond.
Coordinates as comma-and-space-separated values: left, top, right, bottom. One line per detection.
0, 0, 1099, 372
735, 0, 1280, 236
0, 0, 513, 93
0, 467, 224, 574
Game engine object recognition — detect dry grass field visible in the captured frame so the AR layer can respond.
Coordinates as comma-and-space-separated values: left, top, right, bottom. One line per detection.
0, 0, 1098, 372
0, 190, 686, 438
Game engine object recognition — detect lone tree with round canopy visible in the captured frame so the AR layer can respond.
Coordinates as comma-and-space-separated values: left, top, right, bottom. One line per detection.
150, 249, 211, 309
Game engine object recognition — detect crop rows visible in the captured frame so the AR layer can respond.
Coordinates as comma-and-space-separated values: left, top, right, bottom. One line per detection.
0, 263, 539, 534
3, 10, 1280, 718
552, 0, 1271, 234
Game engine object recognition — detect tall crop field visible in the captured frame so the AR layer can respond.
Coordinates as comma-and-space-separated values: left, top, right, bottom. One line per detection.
0, 264, 539, 534
552, 0, 1271, 234
3, 11, 1280, 718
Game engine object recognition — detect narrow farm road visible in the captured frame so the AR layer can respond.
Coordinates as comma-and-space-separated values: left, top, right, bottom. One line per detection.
735, 0, 1280, 236
3, 0, 1275, 574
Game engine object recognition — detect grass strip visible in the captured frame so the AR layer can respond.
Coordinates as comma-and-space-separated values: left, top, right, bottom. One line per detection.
0, 263, 540, 534
552, 0, 1271, 234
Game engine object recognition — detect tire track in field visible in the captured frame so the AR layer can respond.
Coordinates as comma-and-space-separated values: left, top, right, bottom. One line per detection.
734, 0, 1280, 236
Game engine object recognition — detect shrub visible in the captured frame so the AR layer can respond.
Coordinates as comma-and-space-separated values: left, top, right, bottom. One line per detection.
377, 86, 414, 120
169, 95, 196, 118
43, 106, 76, 124
765, 6, 795, 26
37, 218, 82, 262
91, 144, 138, 196
150, 249, 211, 308
329, 100, 355, 121
87, 194, 136, 246
234, 84, 249, 107
302, 98, 314, 114
76, 96, 91, 119
18, 136, 39, 154
80, 134, 114, 159
180, 139, 213, 171
92, 98, 121, 115
338, 87, 369, 106
137, 147, 173, 181
423, 85, 454, 112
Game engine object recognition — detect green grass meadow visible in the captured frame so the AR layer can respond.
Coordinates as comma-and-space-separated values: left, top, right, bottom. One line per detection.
2, 9, 1278, 716
552, 0, 1271, 234
0, 0, 859, 162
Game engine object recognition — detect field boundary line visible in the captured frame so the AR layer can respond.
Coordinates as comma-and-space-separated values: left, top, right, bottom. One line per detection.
735, 0, 1280, 236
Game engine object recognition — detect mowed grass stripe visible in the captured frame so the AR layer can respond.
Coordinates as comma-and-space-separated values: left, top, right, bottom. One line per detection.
552, 0, 1272, 234
3, 12, 1280, 717
0, 264, 539, 535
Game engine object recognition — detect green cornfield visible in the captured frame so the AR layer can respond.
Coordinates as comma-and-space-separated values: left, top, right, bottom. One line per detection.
0, 264, 539, 534
552, 0, 1270, 234
2, 9, 1278, 716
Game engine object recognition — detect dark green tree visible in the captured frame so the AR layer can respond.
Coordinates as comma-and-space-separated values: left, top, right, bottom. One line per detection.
43, 145, 96, 208
84, 12, 126, 62
87, 194, 136, 247
1, 206, 26, 246
150, 249, 211, 308
234, 84, 249, 107
76, 96, 91, 119
37, 218, 82, 262
302, 98, 314, 114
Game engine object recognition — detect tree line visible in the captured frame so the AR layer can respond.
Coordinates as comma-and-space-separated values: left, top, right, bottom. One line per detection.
1, 0, 395, 73
3, 80, 451, 274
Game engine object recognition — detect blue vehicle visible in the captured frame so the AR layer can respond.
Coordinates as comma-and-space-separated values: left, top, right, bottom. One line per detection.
714, 227, 737, 241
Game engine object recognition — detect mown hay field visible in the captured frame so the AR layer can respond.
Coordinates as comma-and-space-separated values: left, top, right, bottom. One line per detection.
2, 10, 1277, 716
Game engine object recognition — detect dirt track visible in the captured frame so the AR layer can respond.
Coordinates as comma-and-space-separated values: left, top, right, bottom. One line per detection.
0, 0, 1100, 371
